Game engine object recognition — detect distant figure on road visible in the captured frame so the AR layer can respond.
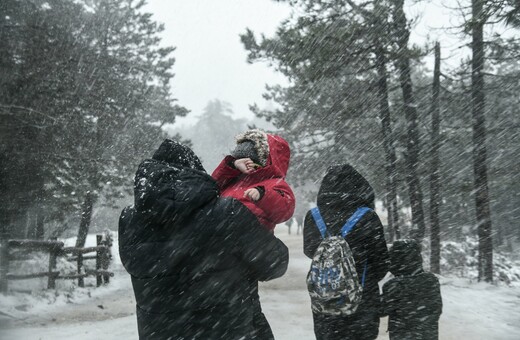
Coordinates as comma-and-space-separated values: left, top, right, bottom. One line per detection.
119, 139, 288, 339
304, 164, 389, 340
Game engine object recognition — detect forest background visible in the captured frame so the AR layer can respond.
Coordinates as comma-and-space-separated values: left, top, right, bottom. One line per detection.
1, 0, 519, 283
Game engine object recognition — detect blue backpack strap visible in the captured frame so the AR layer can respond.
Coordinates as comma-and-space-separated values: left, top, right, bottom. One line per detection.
340, 207, 372, 238
361, 262, 368, 287
310, 207, 328, 239
340, 207, 372, 288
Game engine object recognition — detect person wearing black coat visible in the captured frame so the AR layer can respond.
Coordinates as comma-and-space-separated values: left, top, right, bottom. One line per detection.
382, 240, 442, 340
119, 139, 289, 340
303, 164, 389, 340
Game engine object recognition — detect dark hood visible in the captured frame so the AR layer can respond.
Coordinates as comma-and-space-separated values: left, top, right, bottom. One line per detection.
317, 164, 375, 213
389, 239, 424, 276
152, 139, 205, 170
133, 139, 217, 227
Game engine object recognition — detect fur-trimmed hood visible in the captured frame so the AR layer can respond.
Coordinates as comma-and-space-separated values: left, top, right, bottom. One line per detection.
234, 129, 270, 167
234, 129, 291, 178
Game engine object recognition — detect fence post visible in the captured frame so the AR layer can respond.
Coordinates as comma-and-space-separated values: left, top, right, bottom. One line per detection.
47, 237, 58, 289
96, 235, 102, 287
102, 233, 111, 284
0, 233, 9, 293
77, 252, 84, 288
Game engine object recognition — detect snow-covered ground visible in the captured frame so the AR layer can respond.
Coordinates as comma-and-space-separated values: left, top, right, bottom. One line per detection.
1, 228, 520, 340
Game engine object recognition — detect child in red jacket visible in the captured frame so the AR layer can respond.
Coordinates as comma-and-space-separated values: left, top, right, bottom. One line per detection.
211, 129, 295, 231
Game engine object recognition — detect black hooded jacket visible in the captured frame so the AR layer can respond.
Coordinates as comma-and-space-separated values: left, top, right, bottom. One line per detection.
303, 164, 389, 312
119, 140, 289, 340
382, 240, 442, 340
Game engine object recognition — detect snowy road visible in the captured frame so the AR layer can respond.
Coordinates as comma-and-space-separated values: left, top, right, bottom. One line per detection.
1, 231, 520, 340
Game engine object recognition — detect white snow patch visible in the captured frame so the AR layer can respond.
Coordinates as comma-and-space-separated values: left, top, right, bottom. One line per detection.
0, 232, 127, 320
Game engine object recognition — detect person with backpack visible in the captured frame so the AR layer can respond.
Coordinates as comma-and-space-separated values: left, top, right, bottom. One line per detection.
382, 240, 442, 340
119, 139, 289, 339
304, 164, 390, 340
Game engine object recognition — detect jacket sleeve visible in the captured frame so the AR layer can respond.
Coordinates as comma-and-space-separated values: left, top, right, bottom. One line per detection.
211, 156, 241, 190
254, 179, 295, 224
230, 201, 289, 281
303, 210, 322, 259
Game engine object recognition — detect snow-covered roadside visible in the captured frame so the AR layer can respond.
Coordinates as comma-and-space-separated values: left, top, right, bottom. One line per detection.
0, 233, 129, 320
1, 315, 138, 340
439, 276, 520, 340
1, 229, 520, 340
0, 231, 137, 340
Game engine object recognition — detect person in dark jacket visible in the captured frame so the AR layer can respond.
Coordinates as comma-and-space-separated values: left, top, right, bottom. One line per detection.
303, 164, 389, 340
119, 139, 289, 340
382, 240, 442, 340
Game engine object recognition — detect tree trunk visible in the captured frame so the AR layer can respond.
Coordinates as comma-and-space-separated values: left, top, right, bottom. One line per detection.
35, 209, 45, 240
0, 232, 9, 293
393, 0, 426, 242
34, 178, 46, 240
430, 42, 442, 274
471, 0, 493, 282
375, 45, 400, 241
75, 191, 94, 248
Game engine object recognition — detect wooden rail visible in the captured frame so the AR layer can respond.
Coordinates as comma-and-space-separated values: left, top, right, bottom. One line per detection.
7, 271, 60, 280
0, 232, 113, 293
8, 240, 64, 250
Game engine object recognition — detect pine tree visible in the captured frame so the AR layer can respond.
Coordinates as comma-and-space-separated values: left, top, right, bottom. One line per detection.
429, 42, 442, 274
391, 0, 427, 241
242, 0, 428, 239
0, 0, 187, 239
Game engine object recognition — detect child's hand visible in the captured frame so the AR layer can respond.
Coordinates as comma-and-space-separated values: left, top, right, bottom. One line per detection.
244, 188, 261, 201
234, 158, 256, 174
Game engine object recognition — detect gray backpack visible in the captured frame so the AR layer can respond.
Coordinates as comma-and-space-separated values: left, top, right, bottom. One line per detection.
307, 206, 371, 316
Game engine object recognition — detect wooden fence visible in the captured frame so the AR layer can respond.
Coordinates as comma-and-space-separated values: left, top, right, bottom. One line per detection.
0, 233, 113, 293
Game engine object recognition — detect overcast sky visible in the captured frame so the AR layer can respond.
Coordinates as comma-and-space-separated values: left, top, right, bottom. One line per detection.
144, 0, 292, 127
144, 0, 468, 128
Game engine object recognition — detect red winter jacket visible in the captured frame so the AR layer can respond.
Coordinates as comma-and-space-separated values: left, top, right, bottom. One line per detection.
211, 134, 295, 231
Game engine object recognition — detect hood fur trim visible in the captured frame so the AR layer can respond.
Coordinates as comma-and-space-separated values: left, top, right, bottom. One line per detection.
235, 129, 269, 166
